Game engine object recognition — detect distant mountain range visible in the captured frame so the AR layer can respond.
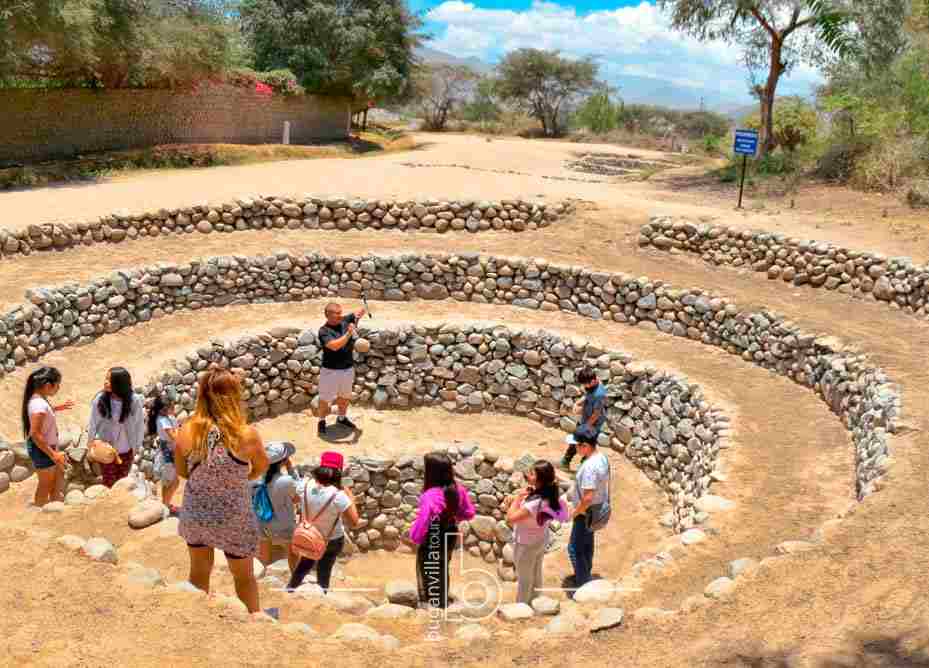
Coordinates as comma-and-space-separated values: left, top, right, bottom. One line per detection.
415, 46, 494, 75
416, 46, 761, 116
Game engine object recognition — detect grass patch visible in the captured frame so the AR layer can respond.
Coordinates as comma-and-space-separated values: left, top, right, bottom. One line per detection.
0, 129, 415, 190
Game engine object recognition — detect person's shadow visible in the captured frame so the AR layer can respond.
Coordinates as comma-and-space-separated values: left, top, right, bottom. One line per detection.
319, 422, 363, 445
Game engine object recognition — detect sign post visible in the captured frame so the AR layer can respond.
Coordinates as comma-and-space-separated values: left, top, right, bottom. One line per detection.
733, 129, 759, 209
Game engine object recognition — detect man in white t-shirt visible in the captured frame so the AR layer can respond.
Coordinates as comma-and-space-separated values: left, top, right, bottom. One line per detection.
566, 432, 610, 592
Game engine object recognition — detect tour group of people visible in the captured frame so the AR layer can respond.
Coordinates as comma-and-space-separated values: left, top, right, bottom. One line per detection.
18, 302, 613, 615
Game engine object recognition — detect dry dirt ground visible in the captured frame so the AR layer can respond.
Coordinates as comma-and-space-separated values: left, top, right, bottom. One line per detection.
0, 133, 928, 668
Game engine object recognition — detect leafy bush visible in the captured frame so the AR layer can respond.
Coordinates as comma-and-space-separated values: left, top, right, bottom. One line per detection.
620, 104, 730, 140
851, 136, 928, 191
702, 134, 724, 154
227, 68, 304, 95
744, 97, 819, 153
573, 90, 622, 134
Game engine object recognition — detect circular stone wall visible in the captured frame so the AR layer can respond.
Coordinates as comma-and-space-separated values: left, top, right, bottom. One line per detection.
131, 322, 724, 536
0, 196, 573, 262
0, 250, 898, 508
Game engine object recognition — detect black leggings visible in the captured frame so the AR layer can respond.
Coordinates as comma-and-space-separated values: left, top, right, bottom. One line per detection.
416, 520, 458, 609
288, 536, 345, 591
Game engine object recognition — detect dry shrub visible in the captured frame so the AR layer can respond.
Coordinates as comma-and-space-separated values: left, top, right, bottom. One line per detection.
851, 136, 928, 191
816, 138, 871, 182
906, 179, 929, 208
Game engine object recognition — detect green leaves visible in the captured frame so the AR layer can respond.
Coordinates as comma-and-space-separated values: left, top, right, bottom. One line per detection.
240, 0, 421, 100
495, 49, 599, 136
0, 0, 236, 88
804, 0, 857, 59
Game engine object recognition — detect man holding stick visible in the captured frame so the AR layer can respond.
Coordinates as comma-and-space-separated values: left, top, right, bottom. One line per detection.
317, 302, 365, 436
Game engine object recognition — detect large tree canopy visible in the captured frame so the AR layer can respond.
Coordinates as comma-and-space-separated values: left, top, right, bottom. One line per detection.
658, 0, 855, 158
495, 49, 598, 137
239, 0, 421, 100
0, 0, 236, 88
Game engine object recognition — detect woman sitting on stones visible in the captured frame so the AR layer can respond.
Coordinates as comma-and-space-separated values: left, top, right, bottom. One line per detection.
175, 367, 269, 613
22, 366, 73, 507
255, 441, 301, 573
408, 452, 476, 609
287, 451, 359, 592
505, 460, 568, 605
147, 395, 180, 514
88, 367, 145, 488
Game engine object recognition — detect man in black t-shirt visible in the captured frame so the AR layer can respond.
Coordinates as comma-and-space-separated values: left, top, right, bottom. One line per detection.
317, 302, 366, 436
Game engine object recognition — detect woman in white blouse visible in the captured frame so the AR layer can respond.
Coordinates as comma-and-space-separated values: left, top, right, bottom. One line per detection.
88, 367, 145, 488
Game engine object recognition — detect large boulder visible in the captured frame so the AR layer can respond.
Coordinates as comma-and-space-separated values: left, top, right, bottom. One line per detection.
128, 499, 167, 529
574, 579, 615, 605
385, 580, 419, 608
531, 596, 560, 616
365, 603, 415, 620
498, 602, 534, 621
324, 593, 374, 615
332, 623, 381, 642
83, 537, 118, 564
704, 576, 735, 600
590, 607, 624, 633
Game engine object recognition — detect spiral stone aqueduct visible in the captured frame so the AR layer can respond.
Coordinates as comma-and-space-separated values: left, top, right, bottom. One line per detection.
0, 134, 925, 667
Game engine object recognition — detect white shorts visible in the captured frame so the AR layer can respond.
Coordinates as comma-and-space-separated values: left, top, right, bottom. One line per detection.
319, 367, 354, 402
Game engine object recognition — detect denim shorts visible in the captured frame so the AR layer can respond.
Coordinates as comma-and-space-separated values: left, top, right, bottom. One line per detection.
27, 438, 56, 470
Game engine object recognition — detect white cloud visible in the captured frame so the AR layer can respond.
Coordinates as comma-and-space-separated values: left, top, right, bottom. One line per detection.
425, 0, 824, 106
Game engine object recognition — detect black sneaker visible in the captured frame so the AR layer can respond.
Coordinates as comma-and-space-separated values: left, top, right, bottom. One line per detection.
317, 420, 327, 436
337, 416, 358, 430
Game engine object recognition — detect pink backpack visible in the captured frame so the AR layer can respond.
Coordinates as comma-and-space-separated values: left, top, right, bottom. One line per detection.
291, 486, 338, 561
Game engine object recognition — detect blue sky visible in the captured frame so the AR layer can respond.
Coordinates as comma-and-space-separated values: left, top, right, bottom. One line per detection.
413, 0, 824, 110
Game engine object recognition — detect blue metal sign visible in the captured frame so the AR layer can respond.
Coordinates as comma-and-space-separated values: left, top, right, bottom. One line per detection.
733, 129, 759, 156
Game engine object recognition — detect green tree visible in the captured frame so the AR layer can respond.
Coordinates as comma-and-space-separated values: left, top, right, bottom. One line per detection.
658, 0, 856, 158
574, 87, 622, 134
495, 48, 598, 137
745, 95, 818, 153
239, 0, 422, 100
413, 63, 476, 131
0, 0, 235, 88
459, 76, 501, 126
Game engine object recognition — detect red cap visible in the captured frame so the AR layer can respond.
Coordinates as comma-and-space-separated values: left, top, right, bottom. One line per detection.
320, 451, 344, 470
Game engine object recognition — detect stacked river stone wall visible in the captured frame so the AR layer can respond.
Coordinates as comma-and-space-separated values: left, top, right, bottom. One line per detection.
131, 323, 723, 536
640, 217, 929, 316
0, 250, 897, 507
0, 196, 571, 261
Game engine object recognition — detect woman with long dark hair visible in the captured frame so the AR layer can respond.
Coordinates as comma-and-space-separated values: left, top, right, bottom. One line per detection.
408, 452, 476, 608
147, 395, 180, 513
88, 367, 145, 488
505, 459, 568, 604
287, 451, 359, 592
175, 367, 269, 612
21, 366, 73, 507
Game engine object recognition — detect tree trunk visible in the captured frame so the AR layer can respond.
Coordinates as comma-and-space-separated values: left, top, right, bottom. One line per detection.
758, 38, 784, 159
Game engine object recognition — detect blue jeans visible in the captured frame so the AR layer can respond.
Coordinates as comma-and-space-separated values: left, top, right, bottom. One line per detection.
568, 516, 595, 588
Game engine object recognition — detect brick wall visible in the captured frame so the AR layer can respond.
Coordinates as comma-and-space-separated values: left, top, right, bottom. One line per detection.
0, 84, 351, 164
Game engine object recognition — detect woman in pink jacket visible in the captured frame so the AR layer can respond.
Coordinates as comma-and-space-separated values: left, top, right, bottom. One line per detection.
408, 452, 476, 609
